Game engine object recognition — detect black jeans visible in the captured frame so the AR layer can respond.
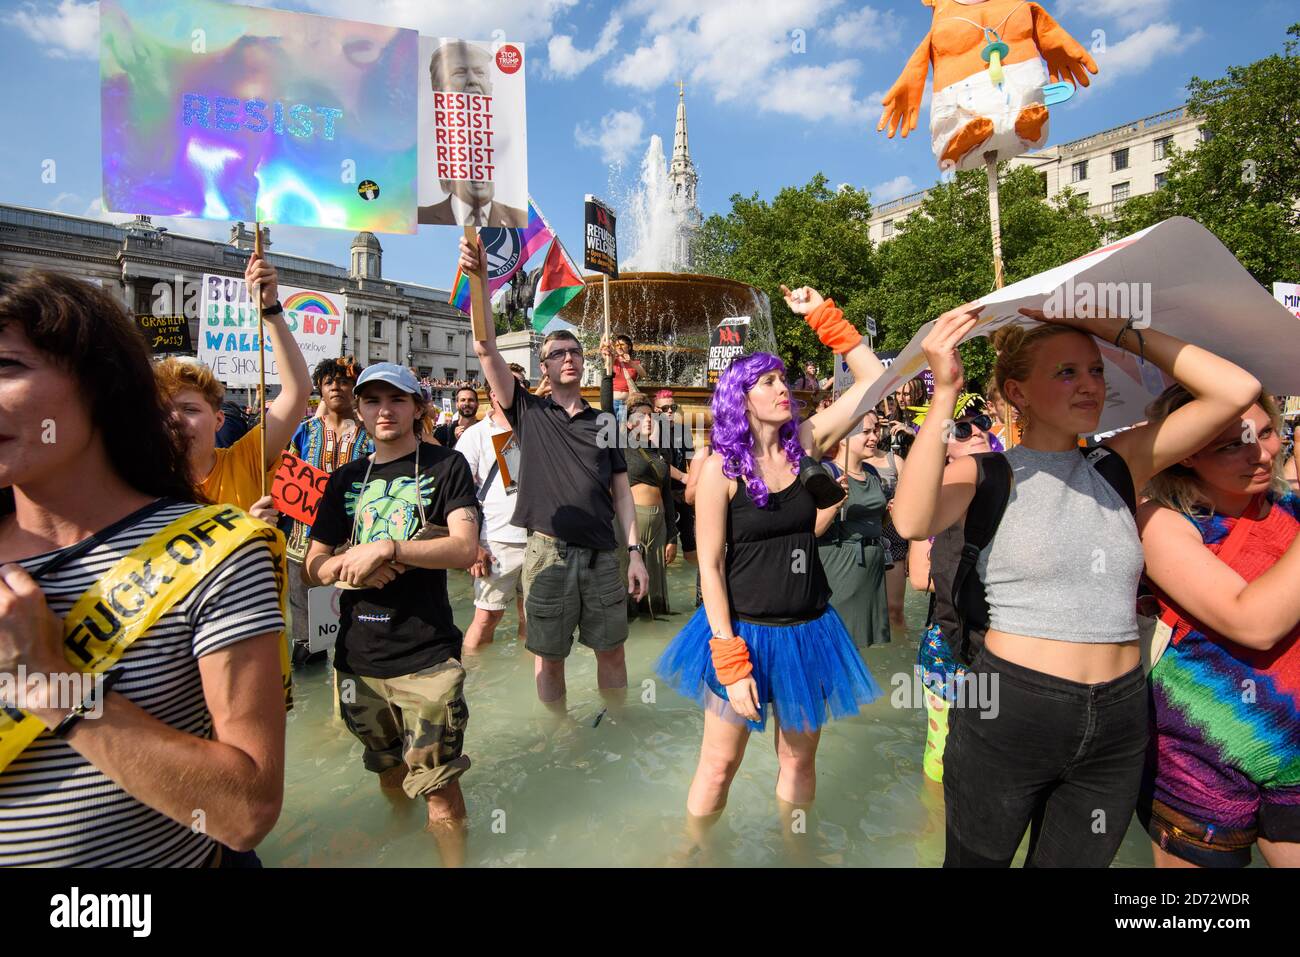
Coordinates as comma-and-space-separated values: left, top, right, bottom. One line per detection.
944, 648, 1149, 867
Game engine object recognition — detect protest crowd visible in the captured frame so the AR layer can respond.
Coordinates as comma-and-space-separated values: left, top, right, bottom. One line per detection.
1, 233, 1297, 872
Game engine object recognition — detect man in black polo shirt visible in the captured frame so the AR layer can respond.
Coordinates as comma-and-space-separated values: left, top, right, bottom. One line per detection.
463, 238, 647, 705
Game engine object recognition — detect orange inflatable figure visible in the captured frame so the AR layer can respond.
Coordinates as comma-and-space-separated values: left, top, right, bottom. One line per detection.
878, 0, 1098, 172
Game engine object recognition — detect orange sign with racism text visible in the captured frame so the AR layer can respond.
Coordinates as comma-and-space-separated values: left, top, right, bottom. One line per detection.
271, 452, 331, 525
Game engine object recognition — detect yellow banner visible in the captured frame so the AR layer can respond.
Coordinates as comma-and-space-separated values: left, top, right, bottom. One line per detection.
0, 504, 291, 772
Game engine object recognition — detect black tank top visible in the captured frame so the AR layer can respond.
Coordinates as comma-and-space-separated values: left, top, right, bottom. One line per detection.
725, 477, 830, 623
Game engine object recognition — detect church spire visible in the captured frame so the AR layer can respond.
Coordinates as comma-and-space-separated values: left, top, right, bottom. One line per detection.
671, 80, 692, 171
667, 80, 701, 271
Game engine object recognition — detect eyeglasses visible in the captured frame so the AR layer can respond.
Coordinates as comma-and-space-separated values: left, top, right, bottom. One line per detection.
543, 347, 583, 363
952, 414, 992, 440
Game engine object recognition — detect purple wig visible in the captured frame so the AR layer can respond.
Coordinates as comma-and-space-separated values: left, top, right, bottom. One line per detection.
711, 352, 805, 508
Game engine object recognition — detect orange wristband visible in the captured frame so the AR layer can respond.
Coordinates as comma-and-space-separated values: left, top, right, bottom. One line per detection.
806, 299, 862, 355
709, 636, 753, 686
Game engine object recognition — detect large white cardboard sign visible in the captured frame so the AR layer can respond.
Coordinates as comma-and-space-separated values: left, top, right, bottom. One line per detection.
857, 218, 1300, 433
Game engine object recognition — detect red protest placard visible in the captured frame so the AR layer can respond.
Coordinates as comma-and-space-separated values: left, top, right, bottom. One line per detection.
271, 451, 331, 525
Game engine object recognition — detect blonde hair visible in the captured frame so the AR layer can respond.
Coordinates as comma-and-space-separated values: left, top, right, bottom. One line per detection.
991, 324, 1088, 427
155, 356, 224, 410
1143, 384, 1289, 521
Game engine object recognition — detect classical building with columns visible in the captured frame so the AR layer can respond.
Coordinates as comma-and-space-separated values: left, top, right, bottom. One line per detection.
0, 203, 479, 384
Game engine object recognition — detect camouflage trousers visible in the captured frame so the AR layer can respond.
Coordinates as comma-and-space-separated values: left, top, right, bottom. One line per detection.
335, 660, 470, 798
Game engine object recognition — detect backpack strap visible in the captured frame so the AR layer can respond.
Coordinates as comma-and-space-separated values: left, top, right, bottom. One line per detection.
1083, 445, 1137, 515
949, 452, 1013, 662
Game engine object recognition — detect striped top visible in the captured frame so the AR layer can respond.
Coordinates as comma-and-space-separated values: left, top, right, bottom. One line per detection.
0, 500, 284, 868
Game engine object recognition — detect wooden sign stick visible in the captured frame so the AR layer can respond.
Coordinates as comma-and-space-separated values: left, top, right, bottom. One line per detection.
254, 221, 268, 498
464, 224, 491, 341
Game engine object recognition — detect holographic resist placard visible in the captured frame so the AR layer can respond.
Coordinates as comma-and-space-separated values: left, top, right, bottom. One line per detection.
100, 0, 418, 233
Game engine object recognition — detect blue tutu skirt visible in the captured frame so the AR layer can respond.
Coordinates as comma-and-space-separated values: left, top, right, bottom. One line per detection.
656, 604, 881, 733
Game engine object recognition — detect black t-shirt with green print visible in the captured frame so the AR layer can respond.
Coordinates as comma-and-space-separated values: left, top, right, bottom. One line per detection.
311, 442, 478, 677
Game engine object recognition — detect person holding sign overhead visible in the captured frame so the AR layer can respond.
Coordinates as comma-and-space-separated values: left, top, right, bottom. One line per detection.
463, 236, 648, 709
155, 252, 311, 513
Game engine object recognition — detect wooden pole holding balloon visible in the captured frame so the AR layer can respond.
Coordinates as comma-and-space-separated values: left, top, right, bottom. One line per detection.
254, 221, 268, 497
984, 152, 1006, 291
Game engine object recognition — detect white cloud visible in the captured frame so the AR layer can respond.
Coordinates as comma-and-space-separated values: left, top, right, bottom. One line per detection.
868, 175, 917, 203
291, 0, 578, 44
1093, 21, 1205, 84
9, 0, 583, 60
611, 32, 678, 90
826, 6, 901, 51
757, 61, 877, 124
4, 0, 99, 59
608, 0, 881, 123
1056, 0, 1172, 30
575, 109, 645, 165
548, 14, 622, 78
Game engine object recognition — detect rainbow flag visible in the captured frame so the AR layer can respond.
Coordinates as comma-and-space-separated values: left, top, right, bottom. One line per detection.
449, 196, 554, 314
532, 239, 585, 331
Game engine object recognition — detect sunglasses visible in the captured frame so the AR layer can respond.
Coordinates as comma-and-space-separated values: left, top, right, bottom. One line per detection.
543, 347, 583, 363
655, 403, 677, 413
952, 414, 992, 440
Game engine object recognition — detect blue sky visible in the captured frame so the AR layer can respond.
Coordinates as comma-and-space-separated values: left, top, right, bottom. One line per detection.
1, 0, 1295, 293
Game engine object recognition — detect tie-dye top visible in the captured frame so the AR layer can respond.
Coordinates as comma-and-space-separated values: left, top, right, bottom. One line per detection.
1148, 492, 1300, 793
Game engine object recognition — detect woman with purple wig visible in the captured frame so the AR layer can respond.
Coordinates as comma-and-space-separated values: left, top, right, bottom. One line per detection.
657, 284, 888, 845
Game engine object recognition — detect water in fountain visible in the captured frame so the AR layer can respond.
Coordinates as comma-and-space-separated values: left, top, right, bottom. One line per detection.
564, 130, 779, 391
624, 134, 677, 273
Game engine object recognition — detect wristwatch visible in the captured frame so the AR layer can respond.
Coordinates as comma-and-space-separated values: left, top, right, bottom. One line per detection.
627, 544, 645, 557
263, 300, 284, 316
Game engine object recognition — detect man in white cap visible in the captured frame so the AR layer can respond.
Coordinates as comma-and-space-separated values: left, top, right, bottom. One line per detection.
304, 362, 480, 866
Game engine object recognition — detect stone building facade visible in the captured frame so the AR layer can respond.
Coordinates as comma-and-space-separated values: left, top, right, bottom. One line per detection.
0, 204, 479, 385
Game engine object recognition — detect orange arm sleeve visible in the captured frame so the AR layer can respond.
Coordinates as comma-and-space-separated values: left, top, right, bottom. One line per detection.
709, 636, 753, 686
805, 299, 863, 355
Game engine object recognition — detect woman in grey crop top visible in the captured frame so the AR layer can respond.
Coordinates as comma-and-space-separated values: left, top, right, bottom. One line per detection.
892, 302, 1263, 869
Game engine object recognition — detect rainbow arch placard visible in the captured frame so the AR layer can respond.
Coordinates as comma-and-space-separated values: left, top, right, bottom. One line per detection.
199, 274, 346, 386
282, 292, 339, 315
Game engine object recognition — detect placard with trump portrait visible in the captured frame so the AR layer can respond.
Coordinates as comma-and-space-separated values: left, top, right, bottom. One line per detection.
418, 37, 528, 229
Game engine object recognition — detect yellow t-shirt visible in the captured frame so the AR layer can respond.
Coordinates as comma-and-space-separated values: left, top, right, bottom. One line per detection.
200, 424, 276, 511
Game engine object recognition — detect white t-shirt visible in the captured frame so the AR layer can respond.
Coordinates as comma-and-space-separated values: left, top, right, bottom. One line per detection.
1, 500, 284, 867
455, 416, 526, 544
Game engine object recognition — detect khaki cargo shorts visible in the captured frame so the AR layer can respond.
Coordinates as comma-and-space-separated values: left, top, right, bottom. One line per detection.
521, 531, 628, 659
335, 659, 470, 798
473, 539, 526, 611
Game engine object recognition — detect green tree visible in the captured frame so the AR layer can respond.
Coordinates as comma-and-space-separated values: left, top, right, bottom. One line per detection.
868, 164, 1101, 385
695, 174, 877, 374
1112, 24, 1300, 284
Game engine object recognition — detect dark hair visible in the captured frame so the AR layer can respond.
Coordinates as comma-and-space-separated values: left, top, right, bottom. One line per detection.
313, 355, 362, 390
613, 333, 636, 358
540, 329, 581, 359
455, 386, 478, 400
0, 271, 198, 513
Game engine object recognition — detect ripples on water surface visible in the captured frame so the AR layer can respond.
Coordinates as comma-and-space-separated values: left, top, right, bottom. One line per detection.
263, 565, 1160, 868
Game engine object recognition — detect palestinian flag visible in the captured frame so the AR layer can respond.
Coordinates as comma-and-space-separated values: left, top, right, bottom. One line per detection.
531, 239, 585, 331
